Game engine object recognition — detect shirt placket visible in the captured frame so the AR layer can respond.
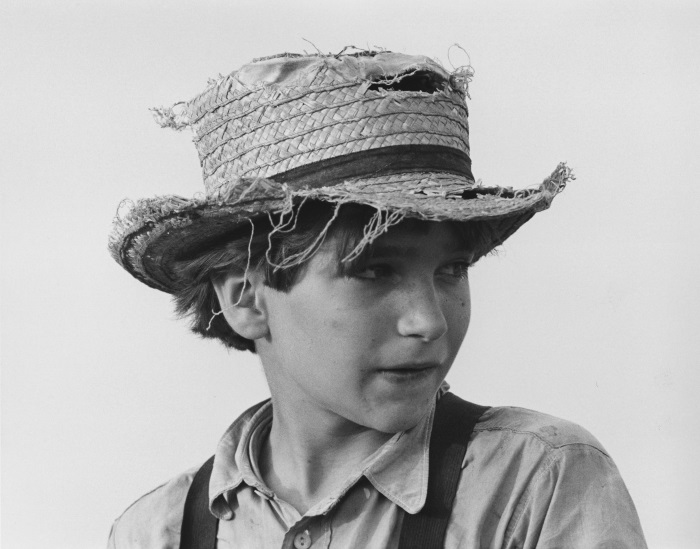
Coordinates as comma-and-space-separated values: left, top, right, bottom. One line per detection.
281, 515, 331, 549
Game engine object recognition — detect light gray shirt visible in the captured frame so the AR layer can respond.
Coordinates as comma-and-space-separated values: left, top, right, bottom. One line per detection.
108, 396, 646, 548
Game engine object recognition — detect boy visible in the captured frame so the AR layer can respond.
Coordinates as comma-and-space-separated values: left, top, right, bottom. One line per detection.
108, 49, 646, 548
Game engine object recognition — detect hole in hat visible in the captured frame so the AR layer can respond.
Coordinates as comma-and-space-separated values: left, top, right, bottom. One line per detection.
368, 70, 447, 94
462, 187, 516, 199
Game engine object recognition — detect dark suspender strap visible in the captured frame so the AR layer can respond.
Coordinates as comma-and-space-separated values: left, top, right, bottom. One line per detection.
398, 392, 490, 549
179, 455, 218, 549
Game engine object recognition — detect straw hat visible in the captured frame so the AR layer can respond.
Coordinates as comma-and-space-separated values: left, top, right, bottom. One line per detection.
109, 48, 572, 293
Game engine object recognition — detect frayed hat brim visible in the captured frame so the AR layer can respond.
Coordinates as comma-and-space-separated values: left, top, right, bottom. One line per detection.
109, 163, 572, 293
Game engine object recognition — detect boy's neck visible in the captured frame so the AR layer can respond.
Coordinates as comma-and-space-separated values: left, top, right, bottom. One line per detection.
258, 395, 393, 515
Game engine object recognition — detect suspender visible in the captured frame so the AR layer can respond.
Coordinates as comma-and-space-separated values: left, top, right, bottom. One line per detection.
180, 454, 217, 549
179, 393, 489, 549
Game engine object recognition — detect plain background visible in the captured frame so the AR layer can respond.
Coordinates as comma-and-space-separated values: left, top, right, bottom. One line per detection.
2, 1, 699, 547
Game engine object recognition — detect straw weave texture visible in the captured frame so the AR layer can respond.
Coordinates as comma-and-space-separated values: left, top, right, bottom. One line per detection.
187, 82, 469, 191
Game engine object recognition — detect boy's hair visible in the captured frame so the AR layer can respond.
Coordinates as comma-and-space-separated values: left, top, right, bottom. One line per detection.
171, 201, 497, 352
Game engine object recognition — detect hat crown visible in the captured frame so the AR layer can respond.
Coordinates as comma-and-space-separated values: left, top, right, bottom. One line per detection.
201, 51, 453, 97
156, 50, 473, 194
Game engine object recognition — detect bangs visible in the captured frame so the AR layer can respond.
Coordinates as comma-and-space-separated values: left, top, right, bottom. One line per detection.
329, 213, 497, 277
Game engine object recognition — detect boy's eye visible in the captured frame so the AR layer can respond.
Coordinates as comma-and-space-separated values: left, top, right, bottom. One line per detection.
349, 261, 471, 281
351, 264, 394, 280
438, 261, 471, 280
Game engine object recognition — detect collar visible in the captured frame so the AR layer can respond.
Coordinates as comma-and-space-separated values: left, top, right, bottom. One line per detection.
209, 391, 443, 519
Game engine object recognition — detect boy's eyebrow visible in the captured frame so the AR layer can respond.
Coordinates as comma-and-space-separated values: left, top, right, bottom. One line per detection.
368, 245, 418, 258
368, 241, 469, 259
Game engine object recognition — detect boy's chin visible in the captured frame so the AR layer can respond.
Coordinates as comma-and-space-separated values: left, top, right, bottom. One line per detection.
364, 403, 433, 434
361, 381, 444, 433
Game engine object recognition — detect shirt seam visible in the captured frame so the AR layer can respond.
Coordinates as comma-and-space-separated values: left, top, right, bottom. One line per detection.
473, 425, 611, 457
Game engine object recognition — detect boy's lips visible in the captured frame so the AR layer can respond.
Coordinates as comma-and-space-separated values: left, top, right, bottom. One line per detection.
379, 361, 441, 372
376, 362, 443, 381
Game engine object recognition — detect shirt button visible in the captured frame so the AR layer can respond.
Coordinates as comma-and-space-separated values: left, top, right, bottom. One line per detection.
293, 530, 312, 549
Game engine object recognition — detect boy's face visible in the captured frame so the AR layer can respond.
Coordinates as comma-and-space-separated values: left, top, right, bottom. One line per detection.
254, 221, 472, 434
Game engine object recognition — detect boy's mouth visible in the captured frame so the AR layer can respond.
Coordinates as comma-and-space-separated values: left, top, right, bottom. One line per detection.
377, 362, 441, 381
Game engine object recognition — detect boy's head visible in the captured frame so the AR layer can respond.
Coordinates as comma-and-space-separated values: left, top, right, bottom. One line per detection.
206, 206, 482, 432
109, 48, 570, 356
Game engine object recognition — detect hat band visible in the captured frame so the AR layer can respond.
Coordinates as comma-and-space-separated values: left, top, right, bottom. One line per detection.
269, 145, 473, 189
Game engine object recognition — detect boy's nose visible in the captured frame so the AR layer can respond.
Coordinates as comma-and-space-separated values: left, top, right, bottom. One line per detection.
396, 282, 448, 342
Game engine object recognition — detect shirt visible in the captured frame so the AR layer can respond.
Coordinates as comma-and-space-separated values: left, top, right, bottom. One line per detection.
108, 396, 647, 548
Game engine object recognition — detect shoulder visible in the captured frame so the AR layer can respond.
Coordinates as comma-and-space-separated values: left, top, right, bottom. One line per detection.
468, 405, 625, 500
460, 404, 626, 508
474, 405, 608, 454
107, 465, 199, 549
449, 404, 647, 547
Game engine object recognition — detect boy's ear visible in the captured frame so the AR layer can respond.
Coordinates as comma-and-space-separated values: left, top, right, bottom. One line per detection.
212, 271, 269, 341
